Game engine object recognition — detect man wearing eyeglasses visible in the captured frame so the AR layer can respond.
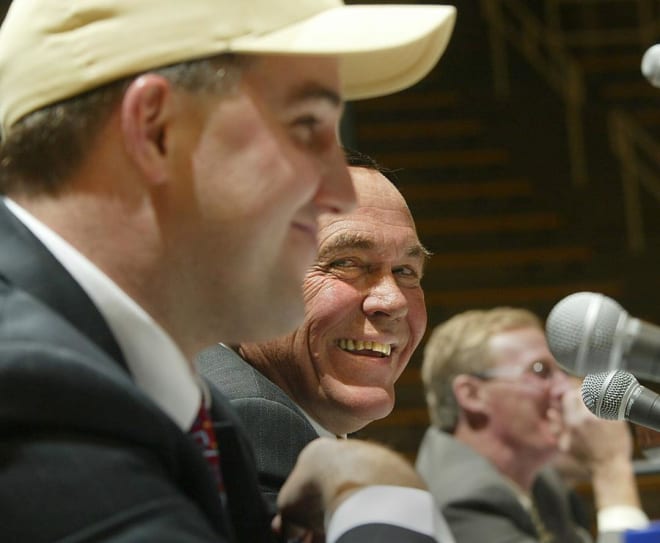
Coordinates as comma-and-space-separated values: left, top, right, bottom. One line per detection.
416, 307, 648, 543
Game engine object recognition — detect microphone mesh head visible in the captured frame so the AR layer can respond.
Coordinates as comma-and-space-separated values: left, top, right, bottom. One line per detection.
581, 370, 637, 419
546, 292, 624, 375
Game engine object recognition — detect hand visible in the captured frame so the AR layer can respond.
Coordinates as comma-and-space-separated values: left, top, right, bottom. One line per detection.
556, 384, 642, 511
275, 437, 426, 538
559, 385, 633, 471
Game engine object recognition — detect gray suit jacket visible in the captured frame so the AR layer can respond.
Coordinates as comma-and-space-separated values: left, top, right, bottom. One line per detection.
416, 427, 591, 543
197, 344, 319, 505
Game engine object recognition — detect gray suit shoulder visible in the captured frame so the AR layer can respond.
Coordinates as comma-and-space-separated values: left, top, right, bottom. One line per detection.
197, 344, 302, 411
417, 427, 539, 543
417, 427, 591, 543
197, 344, 318, 501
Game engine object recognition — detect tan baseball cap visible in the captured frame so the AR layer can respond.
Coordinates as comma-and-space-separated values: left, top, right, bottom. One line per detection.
0, 0, 456, 134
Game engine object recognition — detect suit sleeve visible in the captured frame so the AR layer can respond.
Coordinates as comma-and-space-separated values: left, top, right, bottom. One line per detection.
327, 486, 455, 543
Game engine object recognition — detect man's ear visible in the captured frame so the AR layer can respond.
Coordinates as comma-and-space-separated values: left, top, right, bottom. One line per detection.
120, 74, 173, 185
453, 374, 486, 414
453, 374, 489, 428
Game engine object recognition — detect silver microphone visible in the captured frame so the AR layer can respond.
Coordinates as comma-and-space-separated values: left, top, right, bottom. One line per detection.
581, 370, 660, 432
642, 44, 660, 88
546, 292, 660, 382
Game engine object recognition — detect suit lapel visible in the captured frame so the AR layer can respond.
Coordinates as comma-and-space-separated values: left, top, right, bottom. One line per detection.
0, 200, 126, 368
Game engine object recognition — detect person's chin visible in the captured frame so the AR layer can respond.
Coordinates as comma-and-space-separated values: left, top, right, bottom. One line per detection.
345, 389, 394, 421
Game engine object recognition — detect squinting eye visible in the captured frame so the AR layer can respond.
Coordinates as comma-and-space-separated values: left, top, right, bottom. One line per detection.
395, 267, 414, 276
530, 361, 552, 379
394, 266, 422, 286
326, 258, 365, 279
332, 258, 356, 268
290, 114, 337, 152
291, 116, 320, 145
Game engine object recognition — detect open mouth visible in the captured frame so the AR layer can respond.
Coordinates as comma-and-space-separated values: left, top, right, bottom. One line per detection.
337, 339, 392, 357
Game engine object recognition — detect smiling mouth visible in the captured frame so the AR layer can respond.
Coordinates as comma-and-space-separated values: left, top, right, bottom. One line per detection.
337, 339, 392, 357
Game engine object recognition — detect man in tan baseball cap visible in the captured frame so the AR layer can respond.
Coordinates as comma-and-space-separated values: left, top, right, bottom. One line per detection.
0, 1, 456, 541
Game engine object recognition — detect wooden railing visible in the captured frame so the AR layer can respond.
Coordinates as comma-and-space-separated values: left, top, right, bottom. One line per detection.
481, 0, 587, 185
481, 0, 660, 188
609, 108, 660, 253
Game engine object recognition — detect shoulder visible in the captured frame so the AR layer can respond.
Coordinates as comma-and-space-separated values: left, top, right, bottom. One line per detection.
199, 345, 318, 500
200, 345, 317, 456
416, 427, 526, 517
417, 427, 494, 491
0, 280, 128, 389
416, 430, 541, 542
0, 285, 235, 541
198, 344, 303, 412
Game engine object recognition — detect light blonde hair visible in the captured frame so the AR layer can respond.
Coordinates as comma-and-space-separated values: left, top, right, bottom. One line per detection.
421, 307, 542, 432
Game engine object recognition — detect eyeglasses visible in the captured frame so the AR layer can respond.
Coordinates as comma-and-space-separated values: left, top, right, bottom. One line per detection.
470, 360, 563, 383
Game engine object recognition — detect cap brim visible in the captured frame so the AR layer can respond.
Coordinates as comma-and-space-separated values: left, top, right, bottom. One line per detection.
231, 5, 456, 100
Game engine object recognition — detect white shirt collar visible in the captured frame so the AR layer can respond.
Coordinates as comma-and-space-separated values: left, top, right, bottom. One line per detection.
4, 198, 200, 430
299, 407, 347, 439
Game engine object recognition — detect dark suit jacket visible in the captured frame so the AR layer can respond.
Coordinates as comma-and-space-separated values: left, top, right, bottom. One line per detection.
0, 201, 436, 543
0, 200, 272, 542
416, 426, 592, 543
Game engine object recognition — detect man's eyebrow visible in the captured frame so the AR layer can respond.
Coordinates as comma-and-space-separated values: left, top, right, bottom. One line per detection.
318, 232, 374, 260
409, 243, 432, 261
318, 232, 431, 261
285, 82, 342, 108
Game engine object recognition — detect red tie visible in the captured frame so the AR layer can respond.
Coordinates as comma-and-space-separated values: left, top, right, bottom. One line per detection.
189, 403, 225, 498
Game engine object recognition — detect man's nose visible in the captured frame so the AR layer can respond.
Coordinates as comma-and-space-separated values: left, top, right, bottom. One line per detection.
362, 274, 408, 320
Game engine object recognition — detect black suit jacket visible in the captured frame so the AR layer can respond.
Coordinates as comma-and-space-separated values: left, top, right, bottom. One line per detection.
0, 201, 271, 542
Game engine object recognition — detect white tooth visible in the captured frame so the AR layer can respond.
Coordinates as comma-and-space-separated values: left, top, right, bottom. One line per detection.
339, 339, 392, 355
372, 342, 392, 356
